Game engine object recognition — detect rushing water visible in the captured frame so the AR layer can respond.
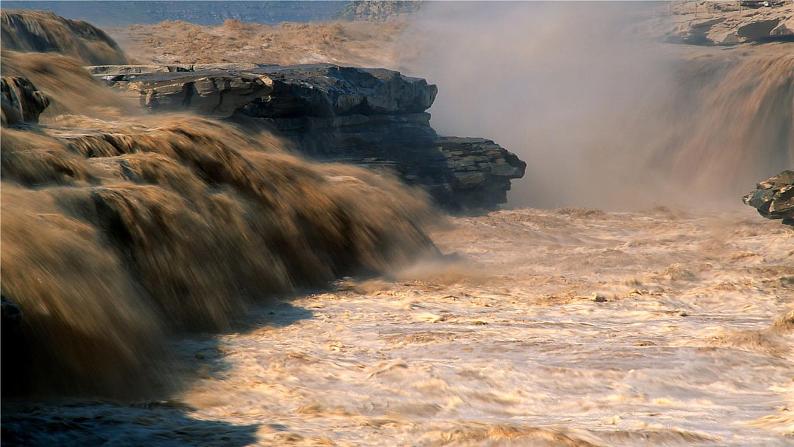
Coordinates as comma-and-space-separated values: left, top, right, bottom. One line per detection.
5, 207, 792, 446
2, 3, 793, 445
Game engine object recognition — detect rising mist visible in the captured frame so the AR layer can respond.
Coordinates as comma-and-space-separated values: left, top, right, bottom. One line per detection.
399, 2, 793, 209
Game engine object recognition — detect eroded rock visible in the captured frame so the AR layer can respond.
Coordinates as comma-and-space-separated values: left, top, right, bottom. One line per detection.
88, 63, 523, 209
667, 2, 794, 45
95, 63, 436, 118
437, 137, 527, 208
743, 170, 794, 225
1, 76, 50, 125
96, 69, 273, 117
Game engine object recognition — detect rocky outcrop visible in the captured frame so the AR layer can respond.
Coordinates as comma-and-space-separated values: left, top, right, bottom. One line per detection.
437, 137, 526, 208
339, 0, 422, 21
1, 76, 49, 125
89, 63, 525, 209
92, 68, 273, 117
91, 64, 436, 118
743, 170, 794, 226
667, 2, 794, 45
1, 10, 128, 65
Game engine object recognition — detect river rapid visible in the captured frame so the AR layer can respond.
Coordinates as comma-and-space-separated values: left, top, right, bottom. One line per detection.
5, 206, 792, 446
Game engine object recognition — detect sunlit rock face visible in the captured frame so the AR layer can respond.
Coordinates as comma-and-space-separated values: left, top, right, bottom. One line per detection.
666, 2, 794, 45
744, 170, 794, 226
89, 63, 526, 210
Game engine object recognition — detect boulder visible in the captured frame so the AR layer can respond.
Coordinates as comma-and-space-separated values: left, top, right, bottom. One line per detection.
1, 76, 50, 125
743, 170, 794, 225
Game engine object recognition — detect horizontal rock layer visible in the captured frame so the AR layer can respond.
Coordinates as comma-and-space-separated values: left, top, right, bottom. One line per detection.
89, 63, 524, 209
743, 170, 794, 226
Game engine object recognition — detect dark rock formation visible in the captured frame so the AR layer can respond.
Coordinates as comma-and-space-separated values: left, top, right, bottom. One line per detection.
91, 64, 436, 117
1, 76, 49, 125
1, 10, 128, 64
89, 63, 525, 209
2, 296, 27, 396
743, 170, 794, 225
437, 137, 526, 208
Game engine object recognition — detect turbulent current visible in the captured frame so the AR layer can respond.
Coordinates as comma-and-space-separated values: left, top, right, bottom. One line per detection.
4, 208, 793, 445
1, 3, 793, 446
1, 50, 435, 397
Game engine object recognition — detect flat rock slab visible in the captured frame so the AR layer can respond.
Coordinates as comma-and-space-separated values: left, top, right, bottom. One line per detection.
89, 63, 437, 118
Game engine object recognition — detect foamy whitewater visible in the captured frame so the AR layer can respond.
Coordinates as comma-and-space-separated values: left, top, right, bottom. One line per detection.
2, 2, 793, 446
5, 208, 793, 445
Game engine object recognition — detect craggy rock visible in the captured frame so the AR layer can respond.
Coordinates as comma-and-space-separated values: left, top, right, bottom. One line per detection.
437, 137, 527, 208
743, 170, 794, 225
1, 76, 50, 125
93, 63, 436, 117
667, 2, 794, 45
1, 10, 128, 64
339, 0, 422, 21
89, 63, 524, 209
97, 69, 274, 117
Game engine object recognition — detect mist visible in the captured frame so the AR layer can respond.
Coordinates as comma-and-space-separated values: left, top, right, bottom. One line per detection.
397, 1, 793, 209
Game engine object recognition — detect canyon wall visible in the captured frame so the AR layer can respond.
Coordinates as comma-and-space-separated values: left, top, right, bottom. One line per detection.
89, 63, 526, 209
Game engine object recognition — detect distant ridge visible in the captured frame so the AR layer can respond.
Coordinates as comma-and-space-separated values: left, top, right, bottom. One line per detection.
1, 1, 347, 26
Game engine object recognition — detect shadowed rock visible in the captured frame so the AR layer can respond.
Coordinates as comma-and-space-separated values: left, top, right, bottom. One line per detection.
743, 170, 794, 226
437, 137, 527, 208
92, 63, 436, 117
1, 76, 49, 125
89, 63, 525, 209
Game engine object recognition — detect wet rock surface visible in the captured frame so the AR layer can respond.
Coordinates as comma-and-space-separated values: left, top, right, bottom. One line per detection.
1, 76, 49, 125
744, 170, 794, 225
89, 63, 525, 209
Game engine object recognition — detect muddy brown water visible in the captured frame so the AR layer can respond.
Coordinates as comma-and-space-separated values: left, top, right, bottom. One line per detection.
5, 207, 791, 446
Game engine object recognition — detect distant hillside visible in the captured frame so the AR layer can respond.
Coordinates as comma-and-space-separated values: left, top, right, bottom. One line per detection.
1, 1, 347, 26
339, 0, 421, 21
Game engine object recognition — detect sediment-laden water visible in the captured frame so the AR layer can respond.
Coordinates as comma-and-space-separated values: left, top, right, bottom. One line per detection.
5, 207, 792, 446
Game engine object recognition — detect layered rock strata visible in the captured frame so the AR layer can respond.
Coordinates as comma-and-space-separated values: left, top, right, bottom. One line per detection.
89, 63, 526, 209
744, 170, 794, 226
